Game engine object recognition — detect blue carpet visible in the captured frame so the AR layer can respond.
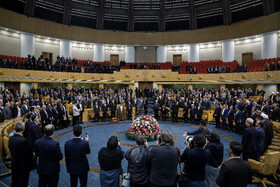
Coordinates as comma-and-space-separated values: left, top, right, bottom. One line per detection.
0, 120, 265, 187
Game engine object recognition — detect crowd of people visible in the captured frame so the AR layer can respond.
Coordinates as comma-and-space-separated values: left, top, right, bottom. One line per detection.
0, 55, 114, 73
264, 61, 280, 71
2, 85, 280, 187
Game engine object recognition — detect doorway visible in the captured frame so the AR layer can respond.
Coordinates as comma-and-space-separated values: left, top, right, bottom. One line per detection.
4, 82, 20, 94
42, 52, 53, 65
173, 54, 182, 66
138, 82, 153, 97
242, 53, 253, 66
110, 54, 119, 66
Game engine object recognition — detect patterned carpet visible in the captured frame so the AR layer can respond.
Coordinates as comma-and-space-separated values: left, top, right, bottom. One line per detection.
0, 120, 265, 187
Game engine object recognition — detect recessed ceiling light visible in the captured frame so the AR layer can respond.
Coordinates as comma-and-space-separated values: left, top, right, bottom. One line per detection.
47, 37, 49, 39
38, 36, 41, 38
16, 31, 19, 33
5, 29, 8, 31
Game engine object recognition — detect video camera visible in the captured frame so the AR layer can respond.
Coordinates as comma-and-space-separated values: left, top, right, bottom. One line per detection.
184, 135, 194, 149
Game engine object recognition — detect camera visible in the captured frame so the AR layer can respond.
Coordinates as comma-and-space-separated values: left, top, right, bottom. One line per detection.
184, 135, 194, 148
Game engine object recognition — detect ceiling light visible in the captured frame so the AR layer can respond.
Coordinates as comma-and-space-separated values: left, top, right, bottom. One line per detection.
5, 29, 8, 31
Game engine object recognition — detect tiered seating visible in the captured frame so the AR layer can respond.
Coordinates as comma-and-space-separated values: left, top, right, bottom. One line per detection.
121, 62, 172, 70
247, 58, 280, 72
179, 60, 238, 74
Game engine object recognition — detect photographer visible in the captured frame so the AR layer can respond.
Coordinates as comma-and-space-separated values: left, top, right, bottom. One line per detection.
183, 120, 211, 137
180, 134, 210, 187
147, 131, 179, 187
204, 133, 224, 187
125, 135, 149, 187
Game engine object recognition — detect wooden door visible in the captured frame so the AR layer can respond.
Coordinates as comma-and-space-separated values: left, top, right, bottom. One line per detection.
242, 53, 253, 66
173, 54, 182, 66
110, 54, 119, 66
138, 82, 153, 97
42, 52, 53, 65
4, 82, 20, 94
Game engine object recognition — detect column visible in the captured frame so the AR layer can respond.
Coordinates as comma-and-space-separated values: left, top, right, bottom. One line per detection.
67, 83, 73, 89
32, 82, 38, 89
156, 46, 167, 63
222, 40, 234, 62
220, 84, 226, 90
125, 46, 135, 62
188, 84, 193, 90
256, 84, 263, 90
262, 32, 277, 59
20, 33, 35, 57
157, 83, 163, 93
60, 40, 72, 58
94, 44, 104, 62
188, 44, 199, 62
99, 83, 104, 89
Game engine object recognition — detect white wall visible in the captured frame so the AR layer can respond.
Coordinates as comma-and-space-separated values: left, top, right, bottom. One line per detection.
234, 38, 261, 64
0, 82, 4, 90
0, 30, 20, 57
72, 43, 94, 60
104, 45, 125, 61
263, 84, 278, 97
166, 46, 188, 63
35, 38, 60, 63
199, 44, 222, 61
20, 82, 32, 95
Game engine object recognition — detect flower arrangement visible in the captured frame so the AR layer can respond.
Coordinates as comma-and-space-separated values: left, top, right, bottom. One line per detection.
126, 115, 162, 141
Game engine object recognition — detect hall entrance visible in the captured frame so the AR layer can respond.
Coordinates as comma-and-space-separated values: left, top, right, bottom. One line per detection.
42, 52, 53, 65
173, 54, 182, 66
242, 53, 253, 66
139, 82, 153, 97
110, 54, 119, 66
4, 82, 20, 94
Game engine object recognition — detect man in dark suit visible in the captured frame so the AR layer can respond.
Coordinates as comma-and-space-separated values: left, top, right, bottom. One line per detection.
102, 101, 108, 121
241, 118, 257, 161
190, 104, 196, 123
216, 141, 252, 187
127, 101, 133, 120
110, 100, 116, 118
9, 121, 33, 187
221, 104, 228, 130
227, 105, 235, 132
235, 107, 242, 134
40, 105, 49, 132
183, 102, 188, 123
196, 102, 203, 123
34, 124, 63, 187
214, 104, 221, 128
153, 100, 160, 120
65, 125, 90, 187
93, 102, 100, 122
161, 105, 168, 121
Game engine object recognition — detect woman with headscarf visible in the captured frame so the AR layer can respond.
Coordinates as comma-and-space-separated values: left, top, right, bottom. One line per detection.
98, 136, 124, 187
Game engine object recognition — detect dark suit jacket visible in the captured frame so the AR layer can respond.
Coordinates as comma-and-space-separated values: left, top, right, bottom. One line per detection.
65, 138, 90, 175
227, 110, 234, 121
196, 106, 203, 117
8, 134, 33, 173
94, 105, 100, 114
102, 104, 108, 113
40, 109, 49, 123
216, 158, 252, 187
27, 122, 42, 150
242, 126, 257, 153
35, 136, 63, 175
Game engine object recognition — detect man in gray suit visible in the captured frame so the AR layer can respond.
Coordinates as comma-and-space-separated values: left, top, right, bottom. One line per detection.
137, 97, 144, 115
3, 103, 12, 120
21, 100, 29, 116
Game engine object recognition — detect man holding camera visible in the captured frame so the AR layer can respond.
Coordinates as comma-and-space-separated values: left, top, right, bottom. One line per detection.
183, 120, 211, 137
147, 131, 179, 187
180, 134, 211, 187
65, 125, 90, 187
125, 135, 149, 187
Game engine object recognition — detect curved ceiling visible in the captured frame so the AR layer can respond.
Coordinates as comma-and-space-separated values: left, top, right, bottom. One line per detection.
1, 0, 279, 32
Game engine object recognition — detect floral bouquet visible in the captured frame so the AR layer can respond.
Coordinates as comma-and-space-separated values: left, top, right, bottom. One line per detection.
126, 115, 162, 141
